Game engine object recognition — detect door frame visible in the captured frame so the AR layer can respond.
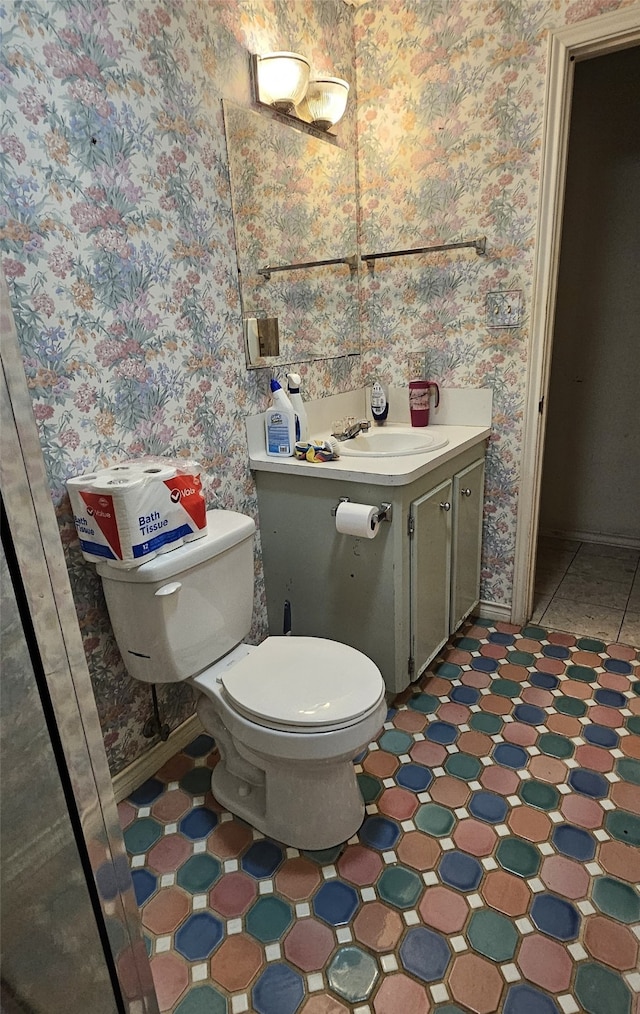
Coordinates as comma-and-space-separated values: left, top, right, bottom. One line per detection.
511, 5, 640, 624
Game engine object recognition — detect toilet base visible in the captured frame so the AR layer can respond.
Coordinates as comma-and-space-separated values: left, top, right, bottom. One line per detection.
210, 756, 365, 851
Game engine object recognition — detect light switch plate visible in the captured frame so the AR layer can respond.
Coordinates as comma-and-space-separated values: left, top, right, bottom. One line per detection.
486, 289, 522, 328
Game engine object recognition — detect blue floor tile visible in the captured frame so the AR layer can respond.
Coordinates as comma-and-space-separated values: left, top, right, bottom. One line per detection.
399, 926, 451, 982
439, 851, 482, 891
594, 688, 626, 709
241, 840, 284, 879
530, 894, 580, 940
252, 964, 304, 1014
504, 983, 560, 1013
182, 734, 216, 757
568, 769, 608, 799
359, 816, 400, 850
468, 791, 508, 824
529, 672, 559, 690
493, 743, 528, 769
175, 913, 223, 960
584, 725, 618, 748
313, 880, 359, 925
426, 721, 458, 745
513, 704, 546, 725
179, 806, 218, 840
396, 763, 433, 792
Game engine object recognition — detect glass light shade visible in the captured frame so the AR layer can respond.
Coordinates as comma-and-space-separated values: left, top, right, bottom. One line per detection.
297, 77, 349, 130
257, 52, 310, 112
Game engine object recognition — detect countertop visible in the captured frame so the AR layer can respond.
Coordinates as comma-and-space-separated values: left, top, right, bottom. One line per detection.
248, 424, 491, 487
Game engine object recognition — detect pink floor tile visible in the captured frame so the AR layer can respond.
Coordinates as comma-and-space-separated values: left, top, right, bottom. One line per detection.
337, 844, 384, 886
517, 934, 573, 992
419, 885, 468, 933
150, 952, 189, 1011
453, 818, 497, 856
541, 855, 590, 899
561, 794, 604, 829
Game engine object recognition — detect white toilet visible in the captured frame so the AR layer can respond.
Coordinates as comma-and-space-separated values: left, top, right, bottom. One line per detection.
97, 509, 387, 850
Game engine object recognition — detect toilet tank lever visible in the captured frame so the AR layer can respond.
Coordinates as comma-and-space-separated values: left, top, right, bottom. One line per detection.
154, 581, 182, 597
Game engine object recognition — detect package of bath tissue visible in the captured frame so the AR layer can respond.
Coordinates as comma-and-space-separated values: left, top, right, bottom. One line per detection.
67, 456, 207, 568
335, 501, 380, 539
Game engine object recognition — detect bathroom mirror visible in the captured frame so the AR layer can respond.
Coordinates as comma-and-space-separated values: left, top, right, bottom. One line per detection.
223, 101, 360, 368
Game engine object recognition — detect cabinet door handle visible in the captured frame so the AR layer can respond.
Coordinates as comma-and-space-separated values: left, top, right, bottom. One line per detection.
439, 501, 451, 511
461, 487, 472, 497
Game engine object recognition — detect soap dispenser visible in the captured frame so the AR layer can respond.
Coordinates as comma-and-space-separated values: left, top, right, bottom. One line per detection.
371, 380, 389, 425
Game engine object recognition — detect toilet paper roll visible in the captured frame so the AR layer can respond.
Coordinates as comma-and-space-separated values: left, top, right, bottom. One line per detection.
335, 502, 380, 539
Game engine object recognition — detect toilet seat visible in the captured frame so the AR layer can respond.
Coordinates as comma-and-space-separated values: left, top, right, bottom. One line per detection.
206, 636, 385, 734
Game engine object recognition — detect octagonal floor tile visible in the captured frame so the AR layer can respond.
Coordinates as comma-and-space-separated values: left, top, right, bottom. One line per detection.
399, 926, 451, 983
496, 837, 541, 878
327, 945, 378, 1003
449, 952, 504, 1014
142, 885, 190, 935
592, 875, 640, 923
584, 914, 639, 971
575, 962, 633, 1014
210, 934, 263, 992
246, 895, 293, 942
598, 839, 640, 883
393, 708, 428, 733
419, 885, 468, 933
480, 765, 520, 796
207, 818, 253, 859
378, 786, 418, 820
276, 856, 322, 900
209, 869, 256, 917
359, 816, 400, 851
301, 998, 349, 1014
150, 952, 189, 1012
147, 833, 192, 875
396, 829, 440, 871
481, 869, 531, 917
439, 851, 483, 891
453, 817, 497, 856
313, 880, 360, 926
242, 840, 284, 879
124, 817, 163, 855
415, 802, 455, 837
363, 750, 399, 778
430, 774, 470, 808
467, 908, 518, 962
507, 806, 551, 843
174, 983, 226, 1014
253, 963, 304, 1014
337, 843, 383, 886
177, 853, 220, 894
540, 854, 590, 899
284, 917, 335, 972
530, 894, 580, 941
517, 933, 573, 992
503, 982, 562, 1014
372, 972, 429, 1013
151, 788, 191, 823
377, 865, 423, 909
175, 912, 223, 961
353, 901, 403, 953
561, 793, 604, 829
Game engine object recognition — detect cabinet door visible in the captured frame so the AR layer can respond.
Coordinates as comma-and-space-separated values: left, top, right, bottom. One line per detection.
410, 478, 452, 679
451, 458, 485, 632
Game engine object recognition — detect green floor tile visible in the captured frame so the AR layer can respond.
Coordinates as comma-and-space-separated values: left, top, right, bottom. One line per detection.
454, 638, 480, 651
358, 773, 383, 803
303, 845, 344, 864
627, 715, 640, 735
496, 837, 540, 878
575, 962, 631, 1014
522, 625, 547, 640
576, 637, 606, 652
555, 695, 587, 717
180, 766, 214, 794
632, 681, 640, 695
378, 866, 423, 909
123, 817, 163, 855
508, 651, 535, 667
435, 662, 463, 680
470, 712, 503, 735
328, 946, 378, 1003
592, 877, 640, 924
566, 664, 596, 683
605, 810, 640, 847
538, 732, 574, 759
444, 753, 482, 781
177, 854, 221, 893
519, 780, 560, 811
379, 730, 414, 755
174, 985, 227, 1014
467, 909, 518, 961
491, 678, 522, 698
415, 803, 455, 837
616, 758, 640, 785
409, 693, 439, 714
246, 896, 293, 942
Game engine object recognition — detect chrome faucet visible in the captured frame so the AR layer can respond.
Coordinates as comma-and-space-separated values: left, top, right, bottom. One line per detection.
331, 419, 371, 441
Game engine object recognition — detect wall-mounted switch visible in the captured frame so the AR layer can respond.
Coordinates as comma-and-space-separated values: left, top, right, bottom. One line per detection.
486, 290, 523, 328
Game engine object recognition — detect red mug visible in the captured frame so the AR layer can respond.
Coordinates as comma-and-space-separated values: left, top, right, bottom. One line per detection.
409, 380, 439, 427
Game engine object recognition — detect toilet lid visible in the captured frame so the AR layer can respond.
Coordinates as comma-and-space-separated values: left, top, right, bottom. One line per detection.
220, 637, 385, 730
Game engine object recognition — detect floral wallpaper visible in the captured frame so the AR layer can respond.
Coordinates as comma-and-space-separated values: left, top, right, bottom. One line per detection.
1, 0, 634, 776
354, 0, 634, 608
1, 0, 359, 775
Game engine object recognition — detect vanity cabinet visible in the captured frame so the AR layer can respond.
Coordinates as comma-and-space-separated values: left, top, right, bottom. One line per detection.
253, 441, 486, 696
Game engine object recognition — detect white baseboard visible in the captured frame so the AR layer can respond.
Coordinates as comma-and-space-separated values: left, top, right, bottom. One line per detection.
112, 713, 204, 803
476, 600, 513, 624
539, 528, 640, 551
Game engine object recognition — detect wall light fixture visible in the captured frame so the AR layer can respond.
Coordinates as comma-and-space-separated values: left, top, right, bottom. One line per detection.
252, 53, 349, 135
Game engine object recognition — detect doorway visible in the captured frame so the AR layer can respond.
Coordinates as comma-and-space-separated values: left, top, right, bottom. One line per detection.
511, 6, 640, 632
530, 45, 640, 643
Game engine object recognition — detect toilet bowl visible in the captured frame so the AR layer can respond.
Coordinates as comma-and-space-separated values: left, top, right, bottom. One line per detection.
97, 509, 387, 849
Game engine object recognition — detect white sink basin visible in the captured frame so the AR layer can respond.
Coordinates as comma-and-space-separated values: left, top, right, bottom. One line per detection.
333, 426, 449, 457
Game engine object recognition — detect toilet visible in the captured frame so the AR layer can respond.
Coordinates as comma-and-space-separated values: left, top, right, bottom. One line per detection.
97, 509, 387, 850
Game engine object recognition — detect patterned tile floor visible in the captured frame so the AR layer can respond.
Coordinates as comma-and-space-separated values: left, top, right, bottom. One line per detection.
119, 618, 640, 1014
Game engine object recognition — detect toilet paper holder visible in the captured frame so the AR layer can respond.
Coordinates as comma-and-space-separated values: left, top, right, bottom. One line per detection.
331, 497, 393, 524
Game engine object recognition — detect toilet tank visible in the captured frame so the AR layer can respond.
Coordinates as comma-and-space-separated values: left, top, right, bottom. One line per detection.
96, 509, 256, 683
